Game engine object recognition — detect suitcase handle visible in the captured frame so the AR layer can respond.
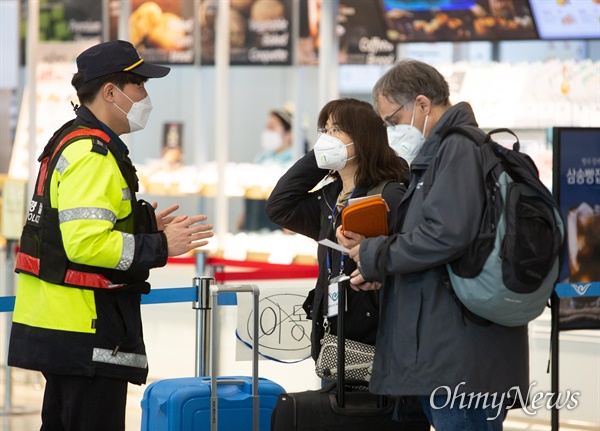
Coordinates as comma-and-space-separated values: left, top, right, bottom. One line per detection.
335, 275, 351, 407
200, 377, 250, 386
209, 283, 260, 431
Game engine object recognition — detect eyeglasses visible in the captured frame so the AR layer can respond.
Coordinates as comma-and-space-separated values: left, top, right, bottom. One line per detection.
383, 104, 404, 128
317, 126, 343, 136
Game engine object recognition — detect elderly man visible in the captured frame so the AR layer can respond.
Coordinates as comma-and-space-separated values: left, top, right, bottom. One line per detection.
339, 59, 529, 430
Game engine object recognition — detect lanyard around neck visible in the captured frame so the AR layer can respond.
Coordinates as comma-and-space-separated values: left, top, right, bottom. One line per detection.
325, 187, 355, 279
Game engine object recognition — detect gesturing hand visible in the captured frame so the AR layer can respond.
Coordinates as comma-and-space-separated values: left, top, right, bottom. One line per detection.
163, 214, 214, 257
153, 202, 180, 231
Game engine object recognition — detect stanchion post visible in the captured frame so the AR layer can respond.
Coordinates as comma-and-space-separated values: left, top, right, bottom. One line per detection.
550, 292, 560, 431
193, 276, 213, 377
2, 240, 15, 413
1, 240, 35, 416
195, 251, 207, 277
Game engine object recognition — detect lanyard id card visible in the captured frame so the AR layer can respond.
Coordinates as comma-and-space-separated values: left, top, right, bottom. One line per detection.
327, 274, 348, 318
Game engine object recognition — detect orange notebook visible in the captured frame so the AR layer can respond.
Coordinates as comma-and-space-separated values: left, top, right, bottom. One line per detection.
341, 196, 389, 238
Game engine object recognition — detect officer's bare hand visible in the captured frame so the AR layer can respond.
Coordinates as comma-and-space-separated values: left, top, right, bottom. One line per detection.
335, 226, 365, 254
163, 214, 214, 256
152, 202, 180, 231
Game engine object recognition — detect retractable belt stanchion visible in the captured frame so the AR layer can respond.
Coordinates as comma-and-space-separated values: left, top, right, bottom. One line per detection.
0, 240, 35, 416
193, 276, 213, 377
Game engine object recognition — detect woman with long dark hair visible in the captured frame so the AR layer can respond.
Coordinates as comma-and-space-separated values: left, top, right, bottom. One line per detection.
266, 98, 408, 361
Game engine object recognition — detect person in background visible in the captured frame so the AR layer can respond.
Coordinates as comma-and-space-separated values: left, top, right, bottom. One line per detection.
254, 104, 295, 165
238, 104, 296, 232
265, 98, 408, 366
8, 40, 214, 431
344, 59, 528, 430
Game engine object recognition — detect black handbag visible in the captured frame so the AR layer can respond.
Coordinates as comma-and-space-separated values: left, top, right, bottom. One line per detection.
315, 332, 375, 383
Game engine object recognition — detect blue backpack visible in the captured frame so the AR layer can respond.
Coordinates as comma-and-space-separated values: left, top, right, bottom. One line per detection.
425, 126, 565, 327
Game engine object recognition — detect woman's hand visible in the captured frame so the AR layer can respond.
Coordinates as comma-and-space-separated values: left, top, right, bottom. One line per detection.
335, 225, 366, 254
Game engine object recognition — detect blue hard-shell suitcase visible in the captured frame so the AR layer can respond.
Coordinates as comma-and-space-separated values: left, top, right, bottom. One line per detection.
141, 376, 284, 431
140, 281, 285, 431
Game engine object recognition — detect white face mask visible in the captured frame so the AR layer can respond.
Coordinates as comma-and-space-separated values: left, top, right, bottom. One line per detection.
313, 133, 355, 171
113, 86, 153, 133
387, 107, 428, 166
260, 129, 283, 151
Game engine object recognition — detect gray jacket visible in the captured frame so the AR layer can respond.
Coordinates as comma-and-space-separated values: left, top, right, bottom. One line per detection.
359, 102, 529, 401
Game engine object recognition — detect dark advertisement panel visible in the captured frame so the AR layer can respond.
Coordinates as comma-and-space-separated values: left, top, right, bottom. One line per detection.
298, 0, 396, 65
553, 127, 600, 330
19, 0, 102, 64
38, 0, 103, 42
199, 0, 293, 66
379, 0, 538, 42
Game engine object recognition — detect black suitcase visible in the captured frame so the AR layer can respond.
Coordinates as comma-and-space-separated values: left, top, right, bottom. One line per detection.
270, 275, 430, 430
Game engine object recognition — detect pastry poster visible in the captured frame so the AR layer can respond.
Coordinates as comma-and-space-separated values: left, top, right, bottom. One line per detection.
299, 0, 396, 65
19, 0, 102, 64
199, 0, 293, 65
379, 0, 538, 42
36, 0, 103, 42
553, 127, 600, 330
129, 0, 195, 64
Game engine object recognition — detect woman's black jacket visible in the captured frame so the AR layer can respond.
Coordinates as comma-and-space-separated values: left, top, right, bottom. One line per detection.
265, 150, 407, 360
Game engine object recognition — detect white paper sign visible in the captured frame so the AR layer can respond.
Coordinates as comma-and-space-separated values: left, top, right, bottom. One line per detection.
236, 286, 313, 361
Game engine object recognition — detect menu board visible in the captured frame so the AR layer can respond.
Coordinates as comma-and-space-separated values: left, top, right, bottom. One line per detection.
379, 0, 538, 42
530, 0, 600, 40
298, 0, 396, 65
129, 0, 195, 64
199, 0, 293, 65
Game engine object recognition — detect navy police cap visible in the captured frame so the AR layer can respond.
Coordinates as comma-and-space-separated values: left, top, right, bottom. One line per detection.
76, 40, 170, 83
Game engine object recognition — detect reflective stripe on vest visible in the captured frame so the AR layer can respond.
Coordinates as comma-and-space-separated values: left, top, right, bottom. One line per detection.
59, 207, 118, 225
92, 348, 148, 369
15, 252, 126, 289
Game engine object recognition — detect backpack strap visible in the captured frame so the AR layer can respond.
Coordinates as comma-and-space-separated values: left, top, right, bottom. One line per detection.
423, 125, 503, 327
442, 126, 521, 152
423, 125, 517, 201
367, 180, 391, 196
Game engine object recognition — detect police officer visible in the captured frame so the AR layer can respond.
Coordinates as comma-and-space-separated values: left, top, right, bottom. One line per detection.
8, 40, 214, 431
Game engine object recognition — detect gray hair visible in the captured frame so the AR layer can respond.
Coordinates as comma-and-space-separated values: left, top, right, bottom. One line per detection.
372, 59, 450, 113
